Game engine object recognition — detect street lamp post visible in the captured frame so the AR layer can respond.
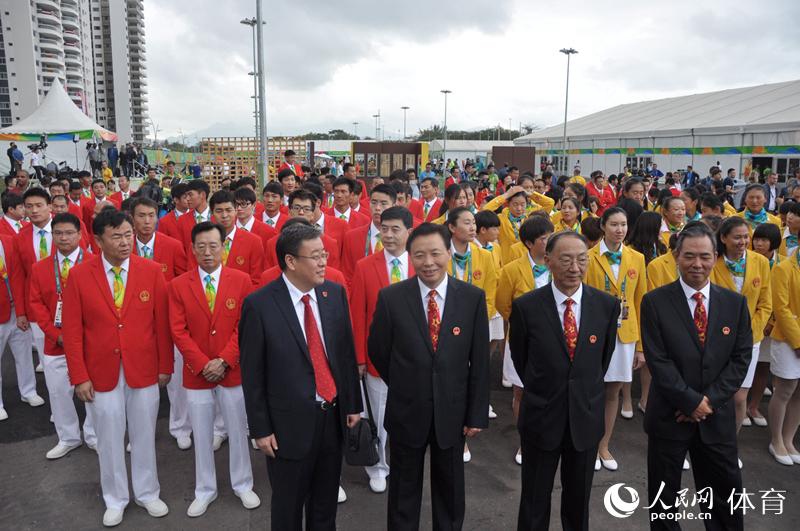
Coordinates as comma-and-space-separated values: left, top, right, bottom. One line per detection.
240, 18, 259, 140
559, 48, 577, 174
440, 89, 451, 164
352, 121, 359, 139
372, 111, 380, 141
255, 1, 268, 184
400, 106, 410, 140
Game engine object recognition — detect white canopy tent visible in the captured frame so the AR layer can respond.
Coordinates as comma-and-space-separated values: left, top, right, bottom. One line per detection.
0, 80, 117, 173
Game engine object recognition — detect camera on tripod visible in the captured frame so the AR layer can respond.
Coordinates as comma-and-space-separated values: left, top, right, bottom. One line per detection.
28, 135, 48, 152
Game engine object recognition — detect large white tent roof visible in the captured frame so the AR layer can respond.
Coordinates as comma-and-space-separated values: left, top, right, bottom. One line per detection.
515, 79, 800, 144
0, 80, 116, 141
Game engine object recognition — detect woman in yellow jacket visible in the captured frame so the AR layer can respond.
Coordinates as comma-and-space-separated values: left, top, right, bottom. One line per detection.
711, 216, 772, 468
552, 197, 582, 233
431, 183, 468, 225
495, 215, 554, 466
734, 183, 782, 234
584, 207, 646, 472
445, 206, 498, 463
778, 201, 800, 258
766, 250, 800, 465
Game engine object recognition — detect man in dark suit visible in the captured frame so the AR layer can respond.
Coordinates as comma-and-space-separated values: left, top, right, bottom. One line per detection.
239, 223, 362, 531
509, 231, 620, 531
641, 223, 752, 530
369, 222, 489, 531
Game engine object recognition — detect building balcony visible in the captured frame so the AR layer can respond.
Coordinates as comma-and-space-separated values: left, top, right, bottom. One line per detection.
36, 10, 62, 27
61, 16, 79, 31
37, 25, 63, 41
64, 54, 81, 67
36, 0, 60, 12
40, 52, 65, 68
60, 2, 78, 17
66, 64, 82, 76
66, 78, 83, 90
39, 38, 62, 53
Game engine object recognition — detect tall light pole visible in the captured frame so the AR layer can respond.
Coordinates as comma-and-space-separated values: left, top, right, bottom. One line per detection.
352, 121, 359, 139
240, 18, 259, 140
559, 48, 577, 173
400, 106, 410, 140
254, 1, 268, 184
372, 111, 380, 141
440, 89, 451, 163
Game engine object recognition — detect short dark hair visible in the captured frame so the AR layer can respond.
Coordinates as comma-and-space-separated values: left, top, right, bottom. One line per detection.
661, 196, 684, 212
93, 208, 131, 237
342, 162, 354, 173
2, 193, 23, 213
68, 180, 82, 192
191, 221, 225, 244
420, 176, 438, 188
580, 216, 603, 242
237, 177, 257, 190
170, 182, 189, 200
288, 189, 317, 207
786, 201, 800, 217
209, 190, 235, 210
475, 210, 500, 231
332, 177, 354, 193
52, 212, 81, 232
380, 205, 413, 229
390, 180, 410, 197
234, 186, 257, 205
601, 206, 628, 226
406, 222, 450, 252
716, 216, 749, 255
284, 149, 296, 157
446, 206, 473, 229
370, 183, 397, 202
545, 230, 588, 254
699, 192, 723, 212
276, 223, 322, 271
752, 222, 782, 251
520, 215, 555, 245
263, 181, 283, 196
675, 222, 716, 254
131, 197, 159, 215
91, 179, 105, 188
77, 170, 92, 180
302, 181, 324, 203
23, 187, 51, 204
277, 168, 296, 182
187, 179, 210, 197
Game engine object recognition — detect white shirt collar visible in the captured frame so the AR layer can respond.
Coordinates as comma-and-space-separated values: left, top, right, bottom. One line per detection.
282, 273, 317, 306
315, 213, 326, 231
3, 215, 21, 231
425, 197, 437, 207
334, 207, 351, 220
225, 226, 237, 241
137, 233, 155, 250
679, 276, 711, 302
599, 239, 622, 255
57, 247, 81, 265
195, 206, 210, 220
384, 249, 408, 268
552, 281, 582, 309
237, 216, 255, 231
352, 204, 361, 212
33, 220, 52, 234
418, 274, 448, 301
101, 255, 130, 273
198, 265, 222, 284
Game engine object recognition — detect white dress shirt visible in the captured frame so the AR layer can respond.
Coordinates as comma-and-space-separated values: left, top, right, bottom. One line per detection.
418, 275, 447, 323
679, 276, 710, 320
57, 247, 82, 272
315, 213, 326, 231
194, 206, 211, 222
599, 239, 622, 280
263, 211, 281, 226
423, 198, 437, 217
384, 250, 409, 281
369, 224, 381, 253
723, 253, 746, 293
198, 265, 221, 294
767, 184, 777, 211
528, 253, 551, 289
552, 282, 583, 333
137, 233, 156, 258
3, 215, 21, 233
334, 207, 351, 222
283, 274, 328, 401
224, 226, 237, 243
101, 255, 129, 296
237, 216, 255, 232
31, 220, 53, 261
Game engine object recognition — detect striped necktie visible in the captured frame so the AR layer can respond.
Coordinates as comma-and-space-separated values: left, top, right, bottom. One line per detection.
111, 266, 124, 309
204, 274, 216, 310
38, 229, 48, 260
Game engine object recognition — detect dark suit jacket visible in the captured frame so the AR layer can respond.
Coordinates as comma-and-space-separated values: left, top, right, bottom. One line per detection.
368, 276, 490, 450
641, 281, 752, 444
239, 277, 362, 460
509, 284, 619, 452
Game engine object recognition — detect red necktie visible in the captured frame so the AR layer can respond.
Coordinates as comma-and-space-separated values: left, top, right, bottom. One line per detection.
563, 298, 577, 361
301, 294, 337, 402
427, 290, 441, 351
692, 292, 707, 347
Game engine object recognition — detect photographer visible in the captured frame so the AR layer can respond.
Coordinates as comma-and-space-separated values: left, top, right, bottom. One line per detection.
29, 145, 45, 181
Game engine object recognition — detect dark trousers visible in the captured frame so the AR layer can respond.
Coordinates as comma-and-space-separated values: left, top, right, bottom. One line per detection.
517, 426, 596, 531
387, 424, 465, 531
266, 405, 342, 531
647, 434, 743, 531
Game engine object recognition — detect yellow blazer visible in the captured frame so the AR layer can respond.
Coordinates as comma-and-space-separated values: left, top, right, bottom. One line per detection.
723, 202, 737, 217
710, 250, 772, 343
584, 244, 647, 344
508, 240, 527, 263
481, 193, 555, 266
552, 218, 581, 233
550, 209, 592, 226
770, 256, 800, 348
484, 242, 503, 271
778, 234, 798, 259
432, 213, 446, 225
733, 210, 781, 235
447, 242, 498, 319
495, 254, 537, 321
646, 252, 677, 290
659, 230, 677, 250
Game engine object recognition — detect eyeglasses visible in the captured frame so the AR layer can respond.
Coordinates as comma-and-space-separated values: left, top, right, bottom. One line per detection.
290, 205, 314, 214
292, 251, 329, 263
235, 201, 253, 209
53, 230, 79, 237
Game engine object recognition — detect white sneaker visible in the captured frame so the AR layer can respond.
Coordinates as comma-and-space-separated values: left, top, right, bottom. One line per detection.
35, 363, 44, 373
135, 498, 169, 518
177, 436, 192, 450
488, 405, 497, 419
102, 508, 124, 527
0, 407, 7, 421
46, 442, 81, 460
235, 490, 261, 509
501, 377, 513, 388
620, 409, 634, 419
741, 417, 752, 427
212, 435, 227, 451
22, 394, 45, 407
682, 458, 690, 470
337, 486, 347, 503
187, 493, 217, 517
463, 450, 471, 463
369, 477, 387, 493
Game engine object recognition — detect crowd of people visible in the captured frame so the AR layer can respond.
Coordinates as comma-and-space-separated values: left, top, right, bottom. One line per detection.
1, 150, 799, 530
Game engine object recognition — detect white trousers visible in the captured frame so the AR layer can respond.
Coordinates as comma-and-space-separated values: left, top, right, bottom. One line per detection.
31, 322, 45, 366
88, 368, 160, 510
363, 373, 390, 480
0, 314, 36, 408
42, 354, 96, 447
186, 385, 253, 502
166, 347, 191, 439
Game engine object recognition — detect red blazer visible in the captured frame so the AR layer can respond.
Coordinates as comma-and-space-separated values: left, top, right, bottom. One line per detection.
0, 217, 26, 237
186, 228, 264, 286
168, 267, 252, 389
28, 250, 94, 355
0, 235, 26, 323
254, 202, 265, 220
410, 198, 442, 222
585, 182, 616, 216
177, 208, 212, 253
67, 200, 83, 219
62, 255, 173, 391
278, 161, 304, 177
14, 223, 55, 318
349, 250, 413, 377
318, 214, 349, 253
108, 190, 132, 205
340, 224, 374, 281
242, 218, 276, 250
81, 196, 121, 234
157, 210, 183, 242
132, 233, 187, 281
261, 210, 288, 232
324, 208, 370, 228
259, 265, 347, 292
264, 232, 341, 271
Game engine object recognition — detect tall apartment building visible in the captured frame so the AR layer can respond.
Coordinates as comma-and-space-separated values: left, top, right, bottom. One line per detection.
0, 0, 148, 143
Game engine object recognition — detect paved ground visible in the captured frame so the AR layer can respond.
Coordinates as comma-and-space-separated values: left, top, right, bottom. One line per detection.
1, 348, 799, 530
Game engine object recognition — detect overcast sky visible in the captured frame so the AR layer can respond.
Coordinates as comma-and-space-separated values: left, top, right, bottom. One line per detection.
145, 0, 800, 142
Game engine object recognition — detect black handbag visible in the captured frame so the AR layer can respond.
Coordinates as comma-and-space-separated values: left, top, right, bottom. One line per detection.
344, 376, 380, 466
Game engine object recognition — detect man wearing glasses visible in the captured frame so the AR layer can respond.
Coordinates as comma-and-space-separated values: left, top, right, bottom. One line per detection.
233, 187, 276, 249
205, 190, 264, 287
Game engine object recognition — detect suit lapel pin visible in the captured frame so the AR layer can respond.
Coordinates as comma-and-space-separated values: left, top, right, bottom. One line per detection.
752, 277, 761, 288
453, 326, 461, 336
589, 334, 597, 344
722, 326, 731, 335
322, 291, 328, 298
139, 290, 150, 302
